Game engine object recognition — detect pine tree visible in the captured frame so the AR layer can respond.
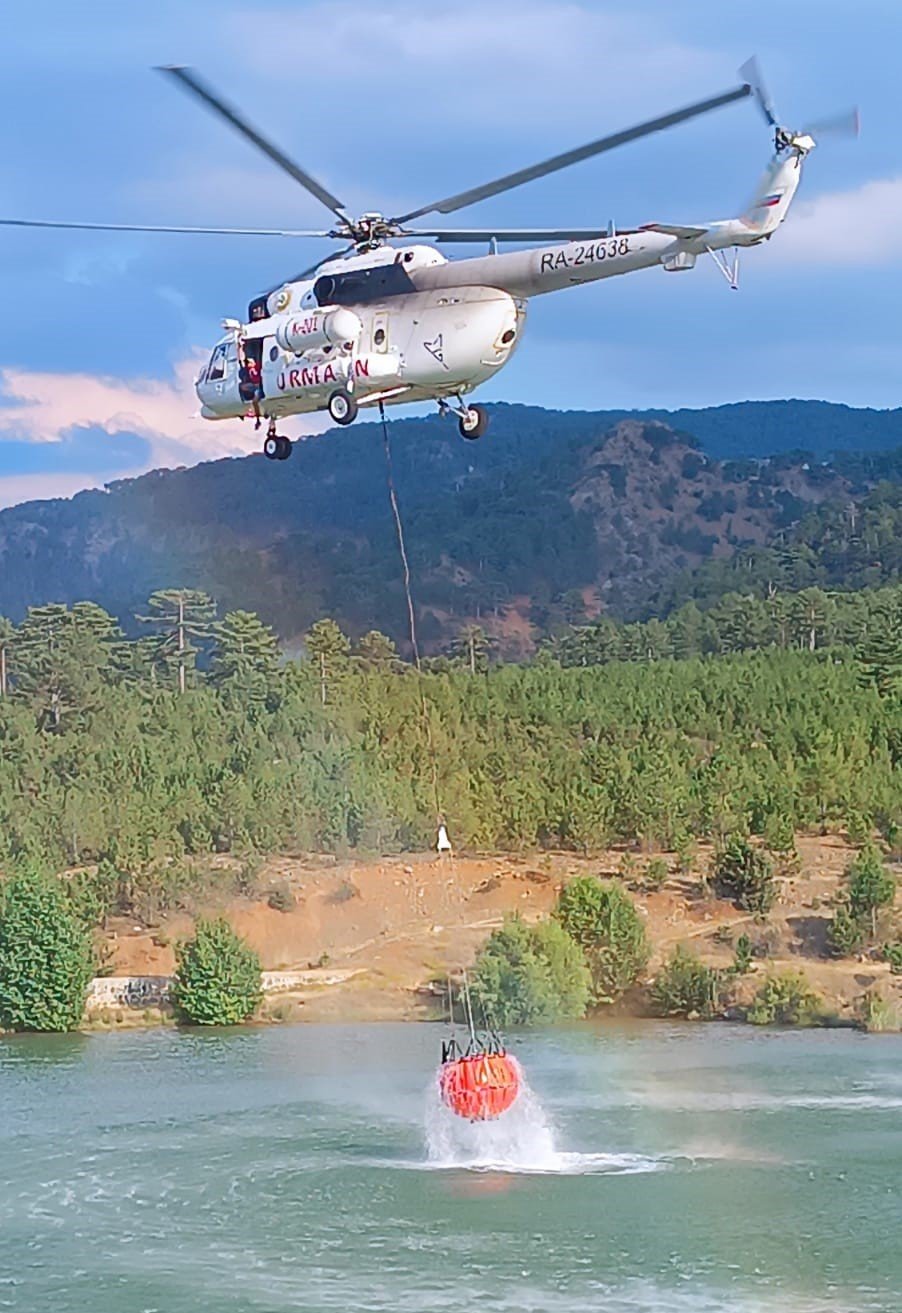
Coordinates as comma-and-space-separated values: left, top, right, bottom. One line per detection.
450, 624, 491, 675
857, 593, 902, 697
210, 610, 280, 706
790, 588, 833, 652
668, 601, 704, 660
172, 918, 262, 1025
305, 618, 350, 705
140, 589, 216, 694
356, 630, 400, 670
11, 603, 119, 728
0, 616, 12, 698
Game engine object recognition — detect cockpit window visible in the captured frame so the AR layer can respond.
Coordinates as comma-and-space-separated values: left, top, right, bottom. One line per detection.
206, 345, 228, 382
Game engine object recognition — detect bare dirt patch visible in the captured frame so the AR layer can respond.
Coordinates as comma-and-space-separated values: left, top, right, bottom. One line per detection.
102, 838, 900, 1023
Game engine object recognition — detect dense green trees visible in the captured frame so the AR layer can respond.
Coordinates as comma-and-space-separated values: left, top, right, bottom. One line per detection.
554, 582, 902, 670
556, 877, 649, 1003
0, 595, 898, 886
470, 916, 591, 1025
829, 847, 897, 955
171, 918, 262, 1025
0, 868, 95, 1031
651, 946, 724, 1019
713, 839, 776, 915
470, 879, 647, 1022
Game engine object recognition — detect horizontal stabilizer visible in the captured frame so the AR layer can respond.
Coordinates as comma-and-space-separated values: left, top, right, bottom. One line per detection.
640, 222, 708, 240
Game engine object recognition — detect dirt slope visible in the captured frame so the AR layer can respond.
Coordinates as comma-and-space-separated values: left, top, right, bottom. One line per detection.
102, 837, 901, 1024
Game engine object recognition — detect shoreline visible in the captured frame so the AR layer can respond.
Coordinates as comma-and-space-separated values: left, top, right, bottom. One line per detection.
79, 836, 900, 1032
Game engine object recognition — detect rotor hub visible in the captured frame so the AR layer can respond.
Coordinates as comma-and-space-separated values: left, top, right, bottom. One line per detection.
332, 212, 408, 250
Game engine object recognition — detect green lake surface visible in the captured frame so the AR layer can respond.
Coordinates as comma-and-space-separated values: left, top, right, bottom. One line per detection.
1, 1022, 900, 1312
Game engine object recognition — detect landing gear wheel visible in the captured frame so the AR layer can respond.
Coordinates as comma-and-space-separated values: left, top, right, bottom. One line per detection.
459, 403, 488, 440
264, 434, 291, 461
328, 388, 358, 426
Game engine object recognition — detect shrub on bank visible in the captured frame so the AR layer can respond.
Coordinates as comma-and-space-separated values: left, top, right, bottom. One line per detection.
846, 846, 896, 934
746, 971, 822, 1027
651, 946, 725, 1019
470, 915, 590, 1026
883, 941, 902, 974
828, 846, 897, 957
0, 867, 95, 1031
172, 918, 262, 1025
827, 905, 866, 957
555, 876, 649, 1004
714, 837, 776, 915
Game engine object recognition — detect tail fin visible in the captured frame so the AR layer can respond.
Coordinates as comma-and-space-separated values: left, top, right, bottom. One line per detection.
741, 153, 803, 236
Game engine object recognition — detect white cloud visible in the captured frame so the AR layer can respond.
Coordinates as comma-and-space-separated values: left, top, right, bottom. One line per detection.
234, 1, 727, 129
119, 3, 736, 243
770, 175, 902, 266
0, 354, 242, 463
0, 354, 326, 509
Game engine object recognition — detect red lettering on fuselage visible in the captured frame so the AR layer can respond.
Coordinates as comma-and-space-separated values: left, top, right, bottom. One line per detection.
276, 355, 373, 393
291, 316, 320, 337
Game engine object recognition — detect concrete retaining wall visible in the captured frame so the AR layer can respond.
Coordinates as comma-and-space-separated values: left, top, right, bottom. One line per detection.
86, 968, 361, 1009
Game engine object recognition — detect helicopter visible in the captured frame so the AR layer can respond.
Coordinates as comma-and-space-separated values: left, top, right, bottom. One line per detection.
2, 59, 857, 461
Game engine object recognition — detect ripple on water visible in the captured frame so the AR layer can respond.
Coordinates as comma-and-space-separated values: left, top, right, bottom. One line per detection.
2, 1024, 901, 1312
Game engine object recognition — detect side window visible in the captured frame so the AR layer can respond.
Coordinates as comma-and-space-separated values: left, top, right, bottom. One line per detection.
207, 345, 227, 381
372, 312, 389, 353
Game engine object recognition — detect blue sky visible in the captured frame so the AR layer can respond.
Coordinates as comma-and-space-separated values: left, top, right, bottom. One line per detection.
0, 0, 898, 506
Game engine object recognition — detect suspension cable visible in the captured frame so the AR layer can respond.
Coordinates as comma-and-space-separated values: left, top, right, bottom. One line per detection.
378, 401, 443, 827
379, 402, 420, 670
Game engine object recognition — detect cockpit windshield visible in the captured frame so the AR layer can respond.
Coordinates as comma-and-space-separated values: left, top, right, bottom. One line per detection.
202, 344, 228, 383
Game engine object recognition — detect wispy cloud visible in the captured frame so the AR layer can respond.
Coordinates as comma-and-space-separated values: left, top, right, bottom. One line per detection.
0, 354, 325, 509
235, 1, 728, 129
770, 174, 902, 266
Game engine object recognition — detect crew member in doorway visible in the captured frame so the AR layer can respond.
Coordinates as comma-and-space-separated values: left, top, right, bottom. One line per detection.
238, 341, 264, 426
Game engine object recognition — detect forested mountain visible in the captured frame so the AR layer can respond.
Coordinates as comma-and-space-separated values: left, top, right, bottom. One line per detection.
640, 481, 902, 618
627, 400, 902, 461
2, 400, 901, 652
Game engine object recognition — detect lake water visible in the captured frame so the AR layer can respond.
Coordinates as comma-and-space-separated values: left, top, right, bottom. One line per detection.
1, 1022, 900, 1312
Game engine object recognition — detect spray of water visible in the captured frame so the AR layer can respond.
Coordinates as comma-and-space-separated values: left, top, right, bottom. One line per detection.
424, 1057, 662, 1175
425, 1056, 559, 1170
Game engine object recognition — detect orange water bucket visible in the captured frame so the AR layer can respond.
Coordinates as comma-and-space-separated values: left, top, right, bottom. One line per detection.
439, 1052, 520, 1121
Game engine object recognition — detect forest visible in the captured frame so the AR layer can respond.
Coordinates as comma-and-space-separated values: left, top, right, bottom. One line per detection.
2, 402, 901, 651
0, 587, 898, 908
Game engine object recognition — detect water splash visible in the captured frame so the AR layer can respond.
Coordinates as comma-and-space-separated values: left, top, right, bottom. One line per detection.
423, 1059, 662, 1175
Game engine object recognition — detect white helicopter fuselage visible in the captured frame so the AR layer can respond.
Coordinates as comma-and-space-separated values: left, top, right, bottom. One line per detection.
196, 148, 803, 426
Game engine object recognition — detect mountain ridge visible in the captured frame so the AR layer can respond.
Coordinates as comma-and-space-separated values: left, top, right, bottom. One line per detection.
1, 399, 901, 649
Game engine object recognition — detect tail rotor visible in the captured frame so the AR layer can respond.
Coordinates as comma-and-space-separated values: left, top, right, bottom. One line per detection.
740, 54, 860, 155
740, 55, 780, 130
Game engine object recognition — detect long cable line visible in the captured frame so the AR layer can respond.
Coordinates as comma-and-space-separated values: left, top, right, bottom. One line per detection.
378, 402, 442, 826
379, 402, 420, 670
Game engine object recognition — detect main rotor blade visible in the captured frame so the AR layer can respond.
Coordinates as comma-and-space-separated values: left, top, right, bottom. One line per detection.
392, 84, 752, 224
0, 218, 333, 237
158, 66, 351, 223
405, 227, 611, 243
739, 56, 779, 128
